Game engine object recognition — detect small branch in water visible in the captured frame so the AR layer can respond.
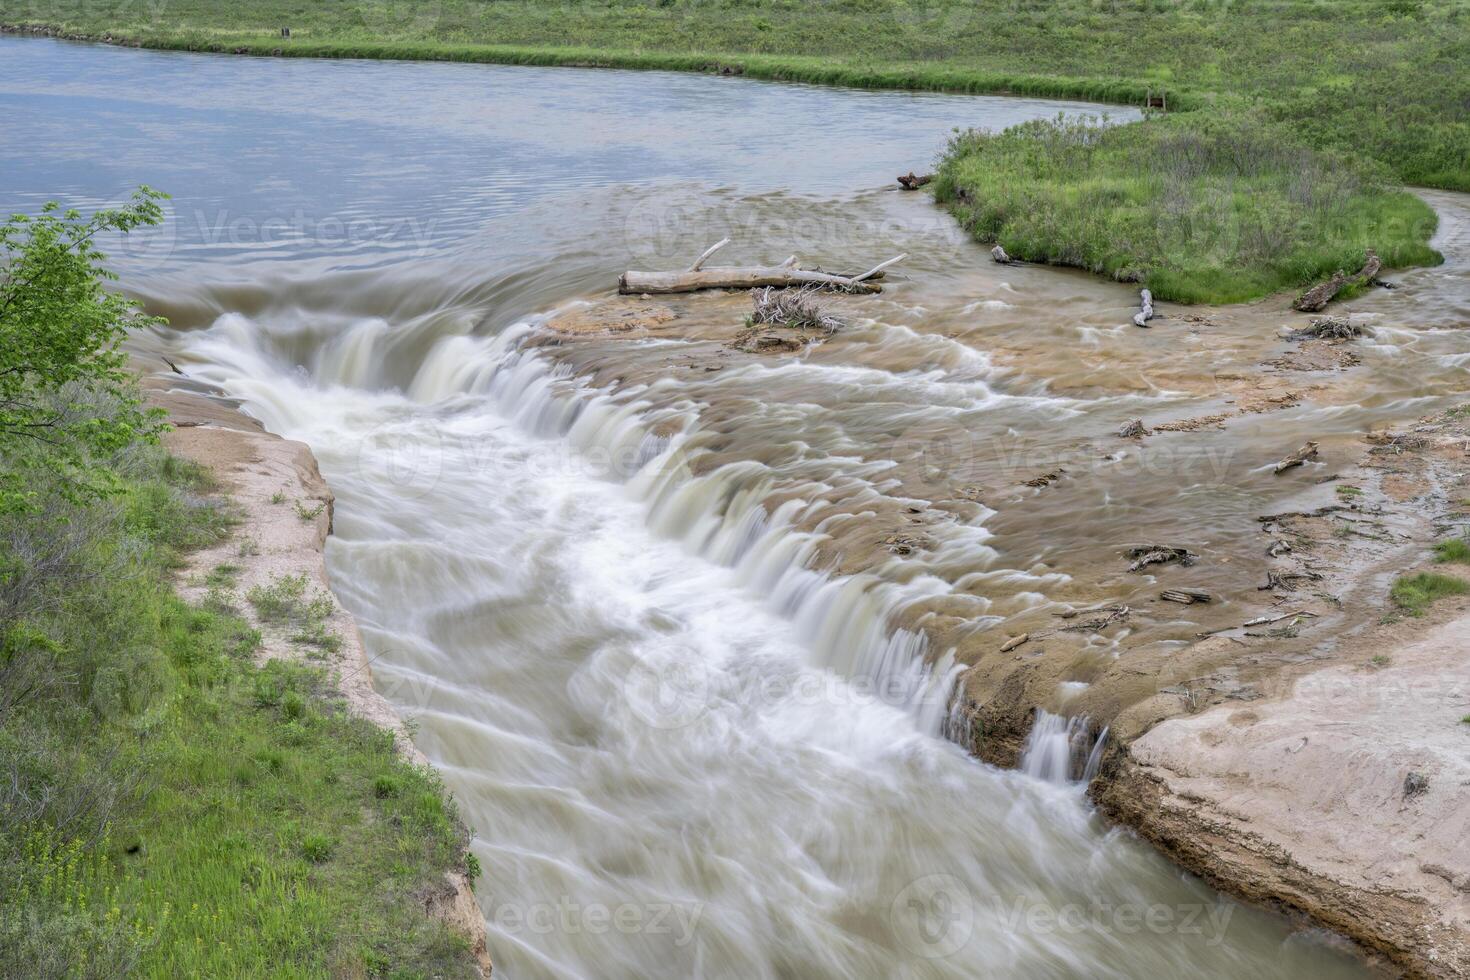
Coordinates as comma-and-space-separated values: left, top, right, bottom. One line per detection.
689, 237, 731, 272
1273, 441, 1320, 474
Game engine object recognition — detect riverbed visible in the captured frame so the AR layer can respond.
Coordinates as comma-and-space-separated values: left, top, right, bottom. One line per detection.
5, 34, 1447, 977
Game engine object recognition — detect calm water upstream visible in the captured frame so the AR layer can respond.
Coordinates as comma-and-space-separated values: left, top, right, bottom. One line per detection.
3, 35, 1432, 977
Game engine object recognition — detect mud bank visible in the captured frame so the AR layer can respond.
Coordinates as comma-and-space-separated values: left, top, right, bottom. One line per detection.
140, 357, 492, 977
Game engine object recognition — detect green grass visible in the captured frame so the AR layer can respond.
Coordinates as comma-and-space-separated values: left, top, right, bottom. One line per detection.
1389, 571, 1470, 616
6, 0, 1462, 301
1, 444, 480, 977
934, 111, 1442, 304
1433, 537, 1470, 564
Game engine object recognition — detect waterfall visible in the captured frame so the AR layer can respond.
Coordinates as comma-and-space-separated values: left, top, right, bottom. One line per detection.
1019, 709, 1108, 784
187, 314, 967, 737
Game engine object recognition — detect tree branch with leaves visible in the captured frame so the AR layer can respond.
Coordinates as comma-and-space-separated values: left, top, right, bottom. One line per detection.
0, 188, 170, 514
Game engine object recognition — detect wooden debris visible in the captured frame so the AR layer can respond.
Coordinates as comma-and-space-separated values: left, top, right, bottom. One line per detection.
990, 244, 1012, 264
897, 171, 933, 190
1126, 545, 1197, 572
1292, 249, 1382, 312
1273, 441, 1320, 474
1000, 633, 1030, 652
1060, 604, 1130, 632
1195, 609, 1317, 638
1117, 419, 1149, 439
749, 284, 843, 334
1290, 315, 1367, 341
619, 241, 906, 295
1259, 569, 1324, 591
1161, 588, 1213, 604
1132, 288, 1155, 328
1258, 503, 1345, 523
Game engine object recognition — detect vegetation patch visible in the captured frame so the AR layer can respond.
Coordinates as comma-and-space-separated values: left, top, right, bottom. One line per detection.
0, 195, 480, 977
1432, 537, 1470, 564
934, 112, 1441, 304
1389, 571, 1469, 616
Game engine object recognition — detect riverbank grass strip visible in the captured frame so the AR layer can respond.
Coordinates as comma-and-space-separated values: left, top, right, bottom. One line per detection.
934, 112, 1441, 305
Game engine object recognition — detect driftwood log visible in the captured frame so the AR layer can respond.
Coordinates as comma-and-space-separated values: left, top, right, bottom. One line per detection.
1293, 250, 1382, 312
619, 240, 906, 295
1133, 288, 1154, 327
1273, 441, 1320, 474
897, 171, 933, 190
1161, 587, 1212, 604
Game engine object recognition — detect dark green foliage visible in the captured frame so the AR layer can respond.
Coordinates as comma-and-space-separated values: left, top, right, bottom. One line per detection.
0, 189, 168, 514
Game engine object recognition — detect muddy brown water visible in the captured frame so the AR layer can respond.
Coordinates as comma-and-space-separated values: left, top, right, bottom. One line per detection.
8, 34, 1462, 977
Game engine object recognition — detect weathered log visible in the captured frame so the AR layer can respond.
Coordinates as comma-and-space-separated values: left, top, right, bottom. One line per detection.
1273, 441, 1319, 474
1000, 633, 1030, 652
897, 171, 933, 190
1161, 588, 1213, 604
990, 244, 1012, 264
1132, 288, 1154, 328
620, 244, 906, 295
1292, 249, 1382, 312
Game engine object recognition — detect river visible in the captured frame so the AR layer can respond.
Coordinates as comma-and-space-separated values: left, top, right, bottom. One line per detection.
2, 35, 1430, 977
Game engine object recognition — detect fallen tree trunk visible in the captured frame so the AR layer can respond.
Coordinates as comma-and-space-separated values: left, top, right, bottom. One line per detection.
1133, 288, 1154, 327
620, 241, 906, 295
897, 171, 933, 190
1293, 250, 1382, 312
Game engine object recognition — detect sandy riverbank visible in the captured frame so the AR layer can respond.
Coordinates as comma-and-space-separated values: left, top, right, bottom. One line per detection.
139, 355, 493, 977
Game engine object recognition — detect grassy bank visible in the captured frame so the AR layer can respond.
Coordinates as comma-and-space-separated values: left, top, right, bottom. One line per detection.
0, 197, 482, 976
935, 111, 1442, 304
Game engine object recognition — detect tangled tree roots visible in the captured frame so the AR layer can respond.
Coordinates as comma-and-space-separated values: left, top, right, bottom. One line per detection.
750, 285, 844, 334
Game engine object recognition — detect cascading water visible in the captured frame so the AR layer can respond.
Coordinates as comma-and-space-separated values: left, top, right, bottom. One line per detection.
1020, 710, 1110, 786
1, 34, 1398, 977
164, 298, 1366, 977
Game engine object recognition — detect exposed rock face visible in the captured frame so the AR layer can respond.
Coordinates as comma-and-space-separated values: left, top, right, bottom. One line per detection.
1097, 610, 1470, 979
